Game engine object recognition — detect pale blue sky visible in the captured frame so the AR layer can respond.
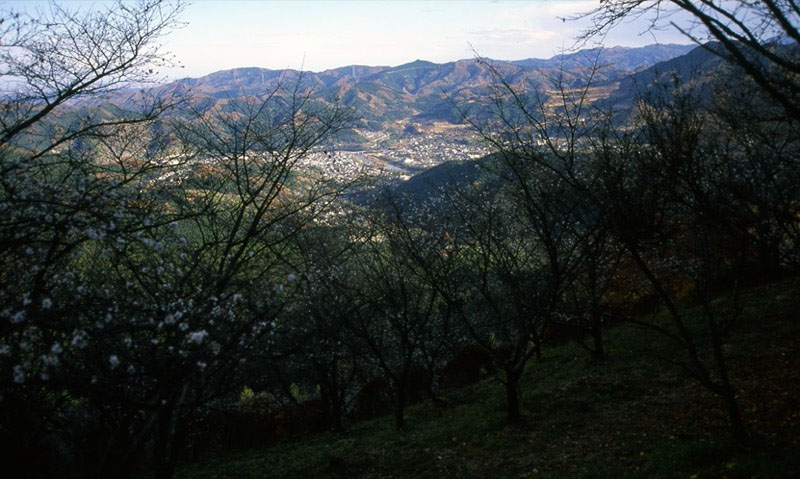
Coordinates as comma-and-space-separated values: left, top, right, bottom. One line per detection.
168, 0, 692, 77
9, 1, 695, 78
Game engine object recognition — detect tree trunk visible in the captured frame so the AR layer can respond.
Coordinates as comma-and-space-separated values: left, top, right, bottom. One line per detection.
94, 417, 134, 479
504, 367, 523, 425
591, 309, 606, 360
152, 406, 180, 479
331, 402, 344, 433
394, 385, 407, 430
328, 384, 345, 433
393, 361, 414, 430
315, 361, 345, 433
153, 402, 188, 479
319, 382, 342, 432
425, 367, 444, 403
721, 384, 751, 447
710, 319, 751, 447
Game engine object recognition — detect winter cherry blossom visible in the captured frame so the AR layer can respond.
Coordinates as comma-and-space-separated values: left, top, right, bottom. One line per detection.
188, 330, 208, 345
13, 365, 25, 384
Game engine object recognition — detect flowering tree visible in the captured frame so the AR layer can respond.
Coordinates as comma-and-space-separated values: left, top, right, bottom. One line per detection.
0, 1, 186, 475
0, 2, 351, 477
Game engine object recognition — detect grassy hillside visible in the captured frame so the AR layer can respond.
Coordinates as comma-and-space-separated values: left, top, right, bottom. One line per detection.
174, 278, 800, 479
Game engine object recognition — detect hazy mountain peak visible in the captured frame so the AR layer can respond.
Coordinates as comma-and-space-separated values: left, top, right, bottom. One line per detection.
142, 42, 704, 133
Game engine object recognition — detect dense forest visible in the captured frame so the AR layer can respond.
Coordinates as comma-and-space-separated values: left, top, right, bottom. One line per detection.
0, 1, 798, 478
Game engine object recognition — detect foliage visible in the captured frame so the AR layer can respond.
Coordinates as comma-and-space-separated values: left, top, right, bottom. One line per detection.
172, 278, 800, 479
2, 1, 799, 477
0, 2, 351, 477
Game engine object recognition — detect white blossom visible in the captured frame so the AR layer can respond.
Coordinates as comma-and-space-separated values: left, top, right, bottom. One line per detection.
86, 228, 105, 240
188, 330, 208, 345
12, 365, 25, 384
41, 354, 59, 366
108, 355, 120, 368
10, 311, 26, 324
71, 330, 88, 349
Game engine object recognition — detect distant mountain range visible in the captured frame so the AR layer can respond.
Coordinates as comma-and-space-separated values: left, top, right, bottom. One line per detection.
510, 44, 695, 74
141, 43, 700, 134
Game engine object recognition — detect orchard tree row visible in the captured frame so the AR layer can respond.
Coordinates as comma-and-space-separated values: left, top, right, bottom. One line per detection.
1, 1, 798, 478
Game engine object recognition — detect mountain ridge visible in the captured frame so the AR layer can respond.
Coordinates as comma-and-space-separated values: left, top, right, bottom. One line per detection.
170, 43, 695, 82
111, 43, 711, 136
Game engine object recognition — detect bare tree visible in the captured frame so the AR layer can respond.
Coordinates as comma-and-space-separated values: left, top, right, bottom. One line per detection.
467, 55, 619, 355
579, 0, 800, 122
343, 201, 455, 430
588, 74, 765, 445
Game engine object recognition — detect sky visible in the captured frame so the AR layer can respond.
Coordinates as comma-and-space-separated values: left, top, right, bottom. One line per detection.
161, 0, 695, 78
11, 0, 697, 79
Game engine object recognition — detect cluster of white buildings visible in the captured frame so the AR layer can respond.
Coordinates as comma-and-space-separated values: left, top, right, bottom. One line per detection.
299, 125, 492, 183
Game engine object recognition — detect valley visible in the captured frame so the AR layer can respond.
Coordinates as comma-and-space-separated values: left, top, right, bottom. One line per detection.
142, 42, 730, 197
4, 3, 798, 475
301, 121, 490, 183
138, 44, 698, 187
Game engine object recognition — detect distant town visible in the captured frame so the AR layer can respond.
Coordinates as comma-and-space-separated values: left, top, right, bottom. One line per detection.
299, 122, 491, 183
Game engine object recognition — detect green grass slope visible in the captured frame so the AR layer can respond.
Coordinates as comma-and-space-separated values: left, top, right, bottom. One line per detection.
175, 278, 800, 479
